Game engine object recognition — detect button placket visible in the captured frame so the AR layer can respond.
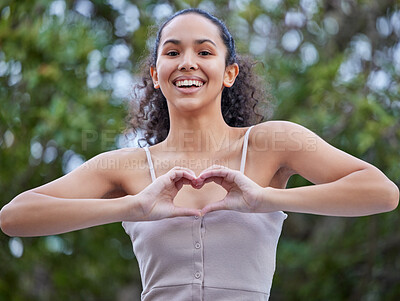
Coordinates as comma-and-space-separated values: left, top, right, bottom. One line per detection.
192, 216, 204, 282
191, 215, 204, 300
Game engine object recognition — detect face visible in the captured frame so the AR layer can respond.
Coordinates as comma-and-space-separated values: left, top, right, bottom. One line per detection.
150, 14, 238, 112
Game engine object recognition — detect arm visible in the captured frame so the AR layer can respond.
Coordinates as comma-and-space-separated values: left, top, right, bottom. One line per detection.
258, 121, 399, 216
0, 193, 134, 237
0, 150, 201, 237
0, 151, 138, 237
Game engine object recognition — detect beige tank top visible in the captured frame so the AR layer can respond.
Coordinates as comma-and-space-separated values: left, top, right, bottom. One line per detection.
122, 126, 287, 301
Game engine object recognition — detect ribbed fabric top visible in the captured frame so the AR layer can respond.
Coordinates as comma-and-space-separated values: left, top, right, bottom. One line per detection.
123, 126, 287, 301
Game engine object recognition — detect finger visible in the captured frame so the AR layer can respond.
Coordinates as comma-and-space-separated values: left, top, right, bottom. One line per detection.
199, 164, 228, 174
172, 166, 197, 177
172, 171, 196, 191
200, 199, 227, 215
198, 166, 233, 180
175, 177, 192, 190
200, 176, 228, 189
191, 179, 204, 189
168, 167, 196, 183
191, 175, 222, 188
170, 206, 202, 218
169, 166, 194, 173
192, 165, 226, 187
197, 169, 238, 190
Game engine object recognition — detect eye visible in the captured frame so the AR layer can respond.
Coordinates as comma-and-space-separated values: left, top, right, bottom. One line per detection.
167, 51, 179, 56
199, 51, 211, 56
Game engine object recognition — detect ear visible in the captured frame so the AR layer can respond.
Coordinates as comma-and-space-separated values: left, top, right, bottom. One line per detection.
150, 66, 160, 89
223, 63, 239, 88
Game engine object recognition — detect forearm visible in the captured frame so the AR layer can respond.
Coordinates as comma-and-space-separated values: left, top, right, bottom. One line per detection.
0, 192, 137, 237
261, 169, 399, 217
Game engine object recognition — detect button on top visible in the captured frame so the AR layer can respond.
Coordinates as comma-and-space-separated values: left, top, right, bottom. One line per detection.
195, 271, 201, 279
194, 215, 199, 219
195, 242, 201, 249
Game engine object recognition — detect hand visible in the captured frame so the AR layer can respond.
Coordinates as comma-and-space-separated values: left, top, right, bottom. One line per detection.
134, 166, 202, 221
195, 165, 265, 216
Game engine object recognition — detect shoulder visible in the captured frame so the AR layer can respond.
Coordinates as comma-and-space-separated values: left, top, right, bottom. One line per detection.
249, 120, 318, 152
81, 147, 148, 180
83, 147, 145, 168
85, 147, 152, 195
251, 120, 314, 135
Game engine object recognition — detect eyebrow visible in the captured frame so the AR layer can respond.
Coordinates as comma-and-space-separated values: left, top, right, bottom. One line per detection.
162, 39, 217, 47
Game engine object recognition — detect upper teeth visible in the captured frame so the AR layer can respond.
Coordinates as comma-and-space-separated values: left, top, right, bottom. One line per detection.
175, 80, 204, 87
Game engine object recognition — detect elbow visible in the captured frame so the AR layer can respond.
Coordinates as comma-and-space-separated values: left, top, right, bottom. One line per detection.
381, 181, 399, 213
0, 193, 29, 237
0, 204, 17, 237
389, 182, 399, 211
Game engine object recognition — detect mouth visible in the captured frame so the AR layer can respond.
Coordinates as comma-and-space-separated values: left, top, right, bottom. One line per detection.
173, 79, 204, 88
172, 78, 206, 94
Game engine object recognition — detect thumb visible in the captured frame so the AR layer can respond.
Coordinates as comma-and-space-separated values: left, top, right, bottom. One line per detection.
201, 199, 227, 216
170, 206, 202, 218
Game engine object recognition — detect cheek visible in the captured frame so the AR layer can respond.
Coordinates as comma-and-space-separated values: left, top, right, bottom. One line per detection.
156, 62, 175, 81
208, 63, 226, 83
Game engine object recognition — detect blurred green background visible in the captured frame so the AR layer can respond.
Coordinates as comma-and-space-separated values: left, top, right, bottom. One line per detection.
0, 0, 399, 300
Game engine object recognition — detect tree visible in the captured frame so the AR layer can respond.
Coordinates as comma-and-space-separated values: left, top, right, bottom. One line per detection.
0, 0, 399, 300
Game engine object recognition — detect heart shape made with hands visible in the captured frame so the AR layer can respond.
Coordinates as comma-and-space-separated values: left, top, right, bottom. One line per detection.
167, 164, 264, 216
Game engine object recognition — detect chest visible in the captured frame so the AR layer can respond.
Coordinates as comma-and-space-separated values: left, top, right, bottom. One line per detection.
173, 181, 229, 209
120, 149, 286, 209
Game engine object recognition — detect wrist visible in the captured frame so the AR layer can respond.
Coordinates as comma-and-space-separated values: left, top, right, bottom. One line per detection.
118, 195, 141, 222
259, 186, 281, 213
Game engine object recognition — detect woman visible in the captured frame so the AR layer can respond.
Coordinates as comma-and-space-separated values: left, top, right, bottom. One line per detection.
1, 8, 398, 301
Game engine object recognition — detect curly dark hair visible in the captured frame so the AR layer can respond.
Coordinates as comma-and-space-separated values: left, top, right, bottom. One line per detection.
125, 8, 273, 146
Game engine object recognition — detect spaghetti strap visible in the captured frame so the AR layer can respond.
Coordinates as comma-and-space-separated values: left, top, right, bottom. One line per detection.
144, 127, 253, 180
143, 146, 156, 182
240, 125, 254, 174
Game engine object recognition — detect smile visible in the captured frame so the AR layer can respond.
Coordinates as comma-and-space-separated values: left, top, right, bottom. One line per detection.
174, 79, 204, 87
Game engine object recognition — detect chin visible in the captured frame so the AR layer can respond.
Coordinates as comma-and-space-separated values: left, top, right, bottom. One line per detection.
175, 100, 204, 111
166, 94, 220, 112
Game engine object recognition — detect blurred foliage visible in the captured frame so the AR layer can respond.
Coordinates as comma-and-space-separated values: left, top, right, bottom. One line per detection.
0, 0, 399, 300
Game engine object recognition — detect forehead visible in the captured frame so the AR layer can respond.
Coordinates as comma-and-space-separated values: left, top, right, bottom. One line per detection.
160, 14, 223, 46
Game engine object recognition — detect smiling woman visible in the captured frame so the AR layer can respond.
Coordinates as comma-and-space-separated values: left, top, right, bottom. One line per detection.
150, 15, 238, 118
127, 9, 269, 146
0, 7, 398, 301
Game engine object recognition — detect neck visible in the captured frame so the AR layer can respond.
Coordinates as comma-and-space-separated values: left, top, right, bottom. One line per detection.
159, 109, 241, 154
157, 93, 244, 154
165, 119, 231, 152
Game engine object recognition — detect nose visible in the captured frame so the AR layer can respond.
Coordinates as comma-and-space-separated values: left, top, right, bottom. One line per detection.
178, 51, 198, 71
